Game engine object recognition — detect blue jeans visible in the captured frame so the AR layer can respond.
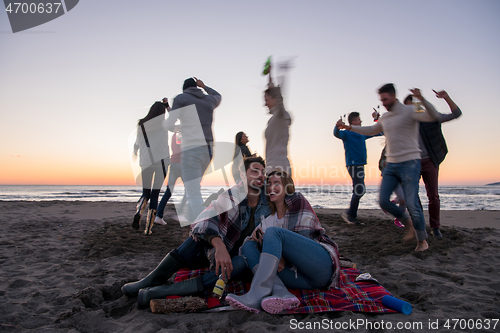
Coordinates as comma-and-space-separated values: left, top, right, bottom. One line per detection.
181, 145, 213, 222
141, 160, 167, 210
347, 165, 366, 218
241, 227, 333, 289
379, 159, 427, 241
172, 237, 248, 290
157, 163, 187, 218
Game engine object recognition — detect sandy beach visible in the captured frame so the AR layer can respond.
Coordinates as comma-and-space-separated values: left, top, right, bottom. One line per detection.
1, 200, 499, 332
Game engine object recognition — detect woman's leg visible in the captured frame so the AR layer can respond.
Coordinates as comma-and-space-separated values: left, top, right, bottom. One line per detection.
150, 162, 167, 210
157, 163, 182, 218
262, 227, 333, 289
141, 166, 154, 203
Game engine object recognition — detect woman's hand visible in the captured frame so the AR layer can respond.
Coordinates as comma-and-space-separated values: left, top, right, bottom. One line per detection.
278, 256, 286, 272
251, 227, 264, 243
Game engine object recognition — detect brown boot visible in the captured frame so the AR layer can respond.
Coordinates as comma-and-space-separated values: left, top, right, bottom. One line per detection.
144, 209, 156, 235
132, 196, 148, 230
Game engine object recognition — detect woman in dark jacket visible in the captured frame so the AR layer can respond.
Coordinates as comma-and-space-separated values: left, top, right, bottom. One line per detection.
232, 132, 255, 183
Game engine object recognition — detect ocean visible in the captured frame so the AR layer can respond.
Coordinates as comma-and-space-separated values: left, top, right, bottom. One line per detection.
1, 184, 499, 211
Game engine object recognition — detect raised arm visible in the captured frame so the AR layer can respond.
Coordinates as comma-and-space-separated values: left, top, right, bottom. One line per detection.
337, 118, 383, 136
351, 123, 383, 136
432, 90, 462, 123
268, 61, 273, 86
194, 77, 222, 108
333, 121, 346, 139
410, 88, 440, 122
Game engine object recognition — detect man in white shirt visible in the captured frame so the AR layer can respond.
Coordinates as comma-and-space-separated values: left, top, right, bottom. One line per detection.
337, 83, 440, 251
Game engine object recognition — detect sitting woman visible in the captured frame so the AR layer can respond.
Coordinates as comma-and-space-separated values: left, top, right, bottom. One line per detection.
226, 171, 340, 314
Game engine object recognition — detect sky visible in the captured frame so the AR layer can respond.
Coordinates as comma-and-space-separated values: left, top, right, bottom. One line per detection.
1, 0, 499, 187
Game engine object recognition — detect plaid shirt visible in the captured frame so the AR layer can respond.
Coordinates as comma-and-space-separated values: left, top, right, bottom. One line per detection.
244, 192, 341, 289
190, 182, 271, 270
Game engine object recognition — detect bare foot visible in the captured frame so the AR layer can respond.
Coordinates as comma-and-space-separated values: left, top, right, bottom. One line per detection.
402, 220, 416, 242
415, 240, 429, 252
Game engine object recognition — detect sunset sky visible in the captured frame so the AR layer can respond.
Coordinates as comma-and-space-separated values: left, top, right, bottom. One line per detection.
1, 0, 499, 187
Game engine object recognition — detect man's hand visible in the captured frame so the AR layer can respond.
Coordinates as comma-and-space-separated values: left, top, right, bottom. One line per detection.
278, 257, 286, 272
194, 77, 206, 89
251, 227, 264, 243
336, 118, 351, 130
433, 89, 458, 111
433, 89, 449, 99
211, 237, 233, 280
410, 88, 423, 100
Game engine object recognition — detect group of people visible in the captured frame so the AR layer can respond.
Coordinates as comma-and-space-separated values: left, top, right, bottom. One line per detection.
126, 74, 462, 313
132, 77, 222, 233
122, 157, 338, 314
335, 84, 462, 251
132, 61, 292, 234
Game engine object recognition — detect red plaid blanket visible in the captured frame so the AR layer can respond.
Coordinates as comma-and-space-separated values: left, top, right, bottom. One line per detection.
170, 268, 396, 314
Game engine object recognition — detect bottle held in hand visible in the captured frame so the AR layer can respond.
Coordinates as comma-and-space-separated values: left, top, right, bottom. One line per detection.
213, 274, 227, 299
413, 97, 425, 113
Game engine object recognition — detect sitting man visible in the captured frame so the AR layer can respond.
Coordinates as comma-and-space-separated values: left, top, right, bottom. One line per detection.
121, 156, 271, 308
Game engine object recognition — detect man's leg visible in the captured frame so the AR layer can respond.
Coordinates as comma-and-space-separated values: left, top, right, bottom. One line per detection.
200, 255, 249, 289
181, 146, 212, 223
399, 160, 428, 251
121, 236, 206, 297
171, 237, 208, 266
240, 240, 263, 271
346, 165, 366, 219
138, 254, 250, 309
421, 158, 441, 234
379, 163, 407, 219
393, 184, 406, 211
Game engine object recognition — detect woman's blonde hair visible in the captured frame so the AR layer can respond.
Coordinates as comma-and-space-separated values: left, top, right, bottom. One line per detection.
267, 170, 295, 216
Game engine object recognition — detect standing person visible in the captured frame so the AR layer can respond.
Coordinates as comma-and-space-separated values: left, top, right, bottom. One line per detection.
334, 112, 382, 225
121, 157, 272, 308
154, 128, 187, 225
403, 90, 462, 237
264, 62, 292, 175
166, 77, 221, 223
337, 84, 440, 252
132, 101, 170, 233
232, 132, 256, 183
378, 146, 407, 228
226, 170, 340, 314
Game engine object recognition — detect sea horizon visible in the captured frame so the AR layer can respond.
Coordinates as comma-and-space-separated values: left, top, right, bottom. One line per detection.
1, 184, 499, 211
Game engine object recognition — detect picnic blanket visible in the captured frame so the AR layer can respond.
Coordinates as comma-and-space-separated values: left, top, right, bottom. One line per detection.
170, 267, 397, 314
